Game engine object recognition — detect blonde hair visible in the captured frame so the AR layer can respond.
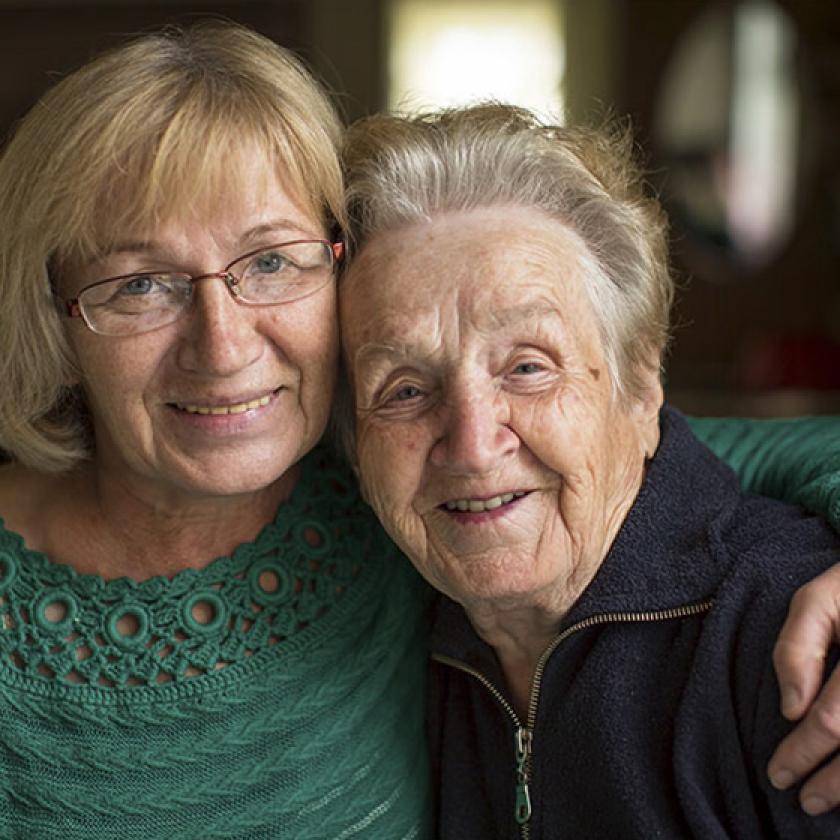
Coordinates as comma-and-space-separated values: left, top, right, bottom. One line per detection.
0, 21, 345, 472
334, 104, 673, 459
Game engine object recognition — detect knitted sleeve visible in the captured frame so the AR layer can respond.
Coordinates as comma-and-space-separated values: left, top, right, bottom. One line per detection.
688, 416, 840, 530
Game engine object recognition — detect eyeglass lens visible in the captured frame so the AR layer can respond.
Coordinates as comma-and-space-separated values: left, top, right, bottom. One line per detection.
79, 241, 335, 336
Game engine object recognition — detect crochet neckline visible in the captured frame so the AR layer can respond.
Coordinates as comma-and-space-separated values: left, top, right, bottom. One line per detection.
0, 445, 380, 703
0, 451, 315, 595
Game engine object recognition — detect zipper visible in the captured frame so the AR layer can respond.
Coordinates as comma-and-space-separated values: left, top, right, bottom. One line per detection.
514, 725, 533, 829
432, 599, 713, 839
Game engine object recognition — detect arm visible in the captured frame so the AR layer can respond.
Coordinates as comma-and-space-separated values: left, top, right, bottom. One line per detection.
689, 415, 840, 525
690, 415, 840, 813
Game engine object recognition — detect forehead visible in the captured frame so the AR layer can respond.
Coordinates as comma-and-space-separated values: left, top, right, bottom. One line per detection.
342, 206, 598, 347
82, 144, 320, 260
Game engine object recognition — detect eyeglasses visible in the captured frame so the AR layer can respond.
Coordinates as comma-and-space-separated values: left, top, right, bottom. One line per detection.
62, 239, 344, 337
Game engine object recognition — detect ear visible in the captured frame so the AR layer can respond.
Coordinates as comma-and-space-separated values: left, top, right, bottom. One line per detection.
630, 352, 665, 459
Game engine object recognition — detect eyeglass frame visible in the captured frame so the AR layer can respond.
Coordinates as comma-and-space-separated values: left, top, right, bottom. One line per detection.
61, 238, 345, 335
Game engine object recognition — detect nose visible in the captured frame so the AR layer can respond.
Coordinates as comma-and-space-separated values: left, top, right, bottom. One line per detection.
430, 382, 518, 474
176, 276, 263, 375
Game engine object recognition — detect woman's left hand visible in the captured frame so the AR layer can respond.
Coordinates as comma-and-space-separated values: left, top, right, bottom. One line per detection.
769, 562, 840, 814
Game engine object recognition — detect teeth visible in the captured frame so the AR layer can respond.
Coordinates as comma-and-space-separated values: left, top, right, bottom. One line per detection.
445, 491, 525, 513
177, 394, 272, 415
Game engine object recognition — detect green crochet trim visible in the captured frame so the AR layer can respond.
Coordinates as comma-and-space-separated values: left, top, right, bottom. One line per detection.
0, 446, 373, 702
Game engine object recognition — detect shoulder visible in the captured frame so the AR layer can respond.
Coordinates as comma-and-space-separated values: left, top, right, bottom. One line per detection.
684, 488, 839, 731
715, 493, 838, 600
707, 491, 837, 650
673, 498, 840, 835
697, 496, 837, 742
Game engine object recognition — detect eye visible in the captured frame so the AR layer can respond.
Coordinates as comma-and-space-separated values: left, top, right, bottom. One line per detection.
89, 273, 185, 317
119, 275, 156, 296
251, 250, 292, 275
391, 384, 423, 402
254, 251, 289, 274
504, 353, 560, 394
511, 361, 544, 375
373, 378, 432, 417
108, 274, 181, 303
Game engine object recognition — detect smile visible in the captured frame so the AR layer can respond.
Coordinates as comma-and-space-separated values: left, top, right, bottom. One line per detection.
172, 389, 279, 416
442, 491, 527, 513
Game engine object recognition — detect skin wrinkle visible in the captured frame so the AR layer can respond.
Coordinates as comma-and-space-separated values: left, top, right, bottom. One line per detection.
342, 204, 663, 714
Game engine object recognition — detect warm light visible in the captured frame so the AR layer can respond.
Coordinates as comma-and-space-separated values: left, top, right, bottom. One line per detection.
388, 0, 564, 118
655, 0, 799, 268
727, 0, 798, 262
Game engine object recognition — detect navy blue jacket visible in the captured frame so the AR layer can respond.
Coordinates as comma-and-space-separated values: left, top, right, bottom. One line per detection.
427, 408, 840, 839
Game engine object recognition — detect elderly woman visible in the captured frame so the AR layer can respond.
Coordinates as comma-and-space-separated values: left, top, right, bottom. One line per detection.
0, 23, 431, 838
338, 104, 840, 838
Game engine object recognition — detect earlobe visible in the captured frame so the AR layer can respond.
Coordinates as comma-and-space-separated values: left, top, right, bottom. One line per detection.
640, 374, 664, 420
632, 362, 664, 459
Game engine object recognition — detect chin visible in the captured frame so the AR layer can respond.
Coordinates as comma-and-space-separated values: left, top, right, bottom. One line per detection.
442, 556, 557, 608
161, 446, 302, 500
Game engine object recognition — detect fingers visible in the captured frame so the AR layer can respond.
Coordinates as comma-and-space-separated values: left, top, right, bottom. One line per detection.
773, 637, 828, 721
798, 753, 840, 817
773, 565, 840, 720
768, 563, 840, 811
768, 665, 840, 812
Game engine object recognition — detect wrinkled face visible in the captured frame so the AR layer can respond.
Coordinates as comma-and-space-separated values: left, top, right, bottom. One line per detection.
63, 158, 337, 502
341, 206, 662, 612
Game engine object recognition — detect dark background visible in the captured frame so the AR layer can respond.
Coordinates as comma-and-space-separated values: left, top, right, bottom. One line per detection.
1, 0, 838, 417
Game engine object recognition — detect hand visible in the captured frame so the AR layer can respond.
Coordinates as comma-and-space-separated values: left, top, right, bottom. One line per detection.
769, 563, 840, 815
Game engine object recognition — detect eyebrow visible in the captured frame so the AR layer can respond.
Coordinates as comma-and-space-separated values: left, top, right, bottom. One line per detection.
239, 220, 319, 246
93, 218, 319, 262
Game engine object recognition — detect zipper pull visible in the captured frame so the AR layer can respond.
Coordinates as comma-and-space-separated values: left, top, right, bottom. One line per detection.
514, 726, 532, 825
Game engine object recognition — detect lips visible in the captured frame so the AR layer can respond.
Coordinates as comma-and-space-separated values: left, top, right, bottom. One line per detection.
442, 491, 528, 513
170, 388, 280, 416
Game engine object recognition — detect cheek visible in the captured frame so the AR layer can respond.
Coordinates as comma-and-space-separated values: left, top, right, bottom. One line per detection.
511, 382, 611, 474
356, 422, 424, 512
73, 335, 165, 414
301, 297, 338, 363
267, 299, 339, 385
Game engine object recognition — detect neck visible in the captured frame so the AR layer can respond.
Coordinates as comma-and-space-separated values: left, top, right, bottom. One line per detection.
38, 460, 299, 580
461, 531, 618, 718
465, 600, 569, 720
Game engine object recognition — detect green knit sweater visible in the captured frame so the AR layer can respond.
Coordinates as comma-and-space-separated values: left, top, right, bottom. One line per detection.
690, 414, 840, 528
0, 416, 837, 838
0, 446, 432, 839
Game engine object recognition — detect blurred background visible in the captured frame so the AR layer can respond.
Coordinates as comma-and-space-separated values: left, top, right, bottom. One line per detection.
1, 0, 838, 417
